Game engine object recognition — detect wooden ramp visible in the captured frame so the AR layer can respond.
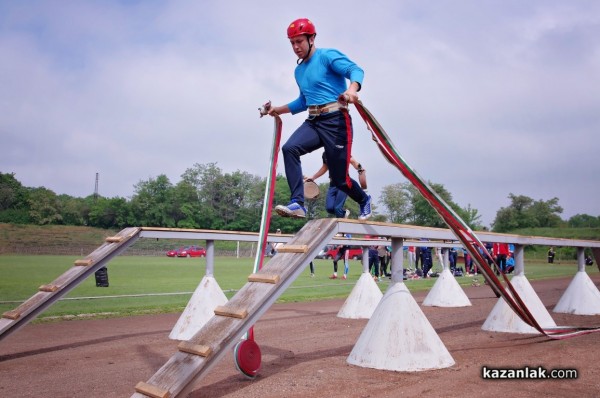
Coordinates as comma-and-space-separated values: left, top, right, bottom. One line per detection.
132, 218, 338, 398
0, 227, 141, 342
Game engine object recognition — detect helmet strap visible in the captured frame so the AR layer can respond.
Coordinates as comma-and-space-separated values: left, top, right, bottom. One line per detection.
297, 34, 316, 65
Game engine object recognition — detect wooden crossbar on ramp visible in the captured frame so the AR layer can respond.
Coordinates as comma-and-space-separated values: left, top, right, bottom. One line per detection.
0, 227, 141, 342
131, 218, 338, 398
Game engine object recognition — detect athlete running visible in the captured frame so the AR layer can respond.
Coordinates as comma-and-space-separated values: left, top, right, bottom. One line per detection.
265, 18, 372, 220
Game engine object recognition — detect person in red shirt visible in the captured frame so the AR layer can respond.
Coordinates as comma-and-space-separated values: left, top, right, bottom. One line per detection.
492, 242, 510, 274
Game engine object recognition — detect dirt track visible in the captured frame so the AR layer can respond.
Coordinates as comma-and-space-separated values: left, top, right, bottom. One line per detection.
1, 276, 599, 398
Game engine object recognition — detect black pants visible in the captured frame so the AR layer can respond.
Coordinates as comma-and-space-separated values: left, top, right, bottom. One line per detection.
369, 255, 380, 277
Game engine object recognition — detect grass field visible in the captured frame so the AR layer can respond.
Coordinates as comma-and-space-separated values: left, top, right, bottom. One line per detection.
0, 254, 596, 322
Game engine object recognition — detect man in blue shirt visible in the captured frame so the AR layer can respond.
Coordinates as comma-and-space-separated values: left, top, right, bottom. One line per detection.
266, 18, 372, 220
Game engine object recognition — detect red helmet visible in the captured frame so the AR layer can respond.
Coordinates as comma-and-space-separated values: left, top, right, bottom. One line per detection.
287, 18, 316, 38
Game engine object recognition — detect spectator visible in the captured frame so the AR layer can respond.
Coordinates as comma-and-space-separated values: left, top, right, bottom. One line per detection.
407, 246, 416, 271
369, 246, 380, 282
585, 255, 594, 266
421, 246, 433, 277
330, 234, 351, 280
493, 242, 510, 274
377, 243, 390, 277
448, 247, 458, 272
415, 246, 423, 272
463, 248, 473, 275
484, 242, 494, 266
547, 247, 556, 264
505, 253, 515, 274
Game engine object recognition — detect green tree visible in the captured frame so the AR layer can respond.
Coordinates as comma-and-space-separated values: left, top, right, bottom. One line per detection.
0, 172, 31, 223
88, 197, 131, 229
181, 163, 222, 228
0, 172, 28, 209
218, 171, 263, 231
130, 175, 176, 227
171, 180, 201, 228
28, 187, 62, 225
379, 181, 482, 229
492, 194, 564, 232
568, 214, 600, 228
410, 183, 455, 228
460, 204, 483, 230
529, 197, 563, 228
379, 182, 411, 223
180, 163, 276, 231
56, 195, 84, 225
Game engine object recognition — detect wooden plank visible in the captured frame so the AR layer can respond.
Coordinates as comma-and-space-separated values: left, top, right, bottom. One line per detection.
177, 342, 212, 357
38, 284, 59, 293
248, 273, 280, 284
105, 236, 124, 243
0, 227, 143, 343
130, 219, 338, 398
1, 292, 47, 322
0, 228, 141, 338
134, 381, 171, 398
276, 244, 308, 253
214, 305, 248, 319
2, 310, 20, 320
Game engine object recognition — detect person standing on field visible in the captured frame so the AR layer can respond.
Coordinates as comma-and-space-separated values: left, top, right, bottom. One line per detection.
547, 246, 556, 264
265, 18, 372, 221
493, 242, 510, 274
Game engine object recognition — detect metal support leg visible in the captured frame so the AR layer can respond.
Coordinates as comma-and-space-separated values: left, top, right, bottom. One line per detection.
577, 247, 585, 272
391, 238, 404, 283
514, 244, 524, 276
206, 240, 215, 276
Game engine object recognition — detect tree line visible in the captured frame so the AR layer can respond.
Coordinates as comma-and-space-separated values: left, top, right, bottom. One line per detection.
1, 166, 597, 233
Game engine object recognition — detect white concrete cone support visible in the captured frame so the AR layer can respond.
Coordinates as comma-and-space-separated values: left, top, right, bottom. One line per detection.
554, 248, 600, 315
422, 268, 472, 307
481, 274, 556, 334
554, 271, 600, 315
347, 282, 455, 371
337, 272, 383, 319
169, 275, 228, 340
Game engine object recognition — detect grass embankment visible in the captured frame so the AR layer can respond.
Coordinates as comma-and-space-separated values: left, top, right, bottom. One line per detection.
0, 223, 117, 254
0, 223, 254, 255
0, 255, 595, 322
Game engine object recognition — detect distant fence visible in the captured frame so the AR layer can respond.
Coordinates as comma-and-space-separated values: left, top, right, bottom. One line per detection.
0, 245, 259, 257
0, 245, 100, 256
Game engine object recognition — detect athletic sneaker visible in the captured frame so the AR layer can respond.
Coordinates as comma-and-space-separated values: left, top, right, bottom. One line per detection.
342, 274, 347, 280
329, 274, 338, 279
275, 201, 306, 218
344, 209, 351, 218
358, 195, 372, 220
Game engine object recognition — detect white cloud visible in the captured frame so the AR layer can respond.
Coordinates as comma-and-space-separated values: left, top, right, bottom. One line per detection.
1, 0, 599, 227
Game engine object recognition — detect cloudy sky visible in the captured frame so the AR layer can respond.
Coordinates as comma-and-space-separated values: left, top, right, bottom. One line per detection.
1, 0, 599, 227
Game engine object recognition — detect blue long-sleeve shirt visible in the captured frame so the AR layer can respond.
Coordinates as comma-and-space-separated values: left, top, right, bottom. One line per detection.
287, 48, 364, 114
